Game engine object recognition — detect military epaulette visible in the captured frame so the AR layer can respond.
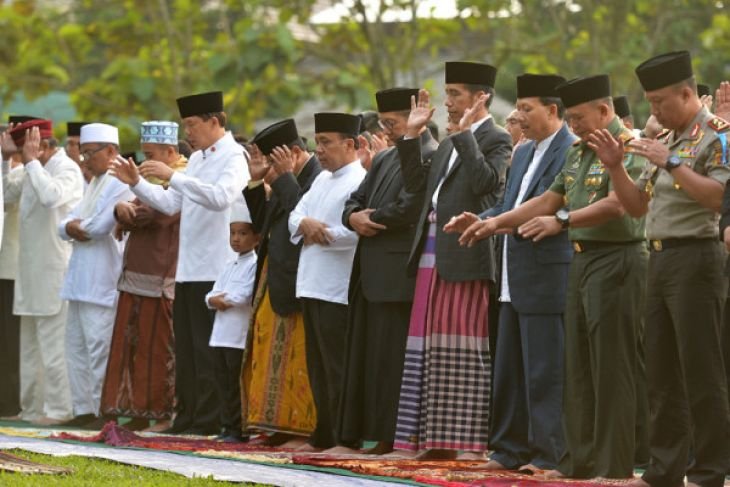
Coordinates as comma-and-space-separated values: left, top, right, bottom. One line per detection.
708, 116, 729, 133
618, 131, 634, 143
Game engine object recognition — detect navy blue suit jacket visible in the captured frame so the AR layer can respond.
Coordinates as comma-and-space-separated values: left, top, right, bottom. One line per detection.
483, 123, 575, 314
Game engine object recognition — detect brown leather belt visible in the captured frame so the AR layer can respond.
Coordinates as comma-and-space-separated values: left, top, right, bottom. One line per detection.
572, 240, 642, 253
648, 238, 716, 252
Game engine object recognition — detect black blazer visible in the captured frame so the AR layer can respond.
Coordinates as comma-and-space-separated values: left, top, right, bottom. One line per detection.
342, 130, 438, 302
243, 155, 322, 315
483, 123, 575, 314
398, 118, 512, 282
719, 181, 730, 276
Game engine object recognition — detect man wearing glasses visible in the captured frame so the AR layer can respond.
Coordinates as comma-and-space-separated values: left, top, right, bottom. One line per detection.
59, 123, 133, 429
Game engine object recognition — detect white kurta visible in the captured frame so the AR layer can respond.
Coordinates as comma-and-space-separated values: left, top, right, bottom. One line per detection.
206, 250, 257, 349
2, 150, 84, 315
289, 161, 365, 305
59, 172, 133, 308
131, 131, 249, 282
0, 166, 22, 280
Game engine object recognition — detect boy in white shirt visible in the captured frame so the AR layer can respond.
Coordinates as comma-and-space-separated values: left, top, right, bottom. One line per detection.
206, 197, 259, 442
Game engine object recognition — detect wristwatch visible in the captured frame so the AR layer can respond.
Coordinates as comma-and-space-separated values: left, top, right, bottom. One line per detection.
665, 155, 682, 172
555, 208, 570, 229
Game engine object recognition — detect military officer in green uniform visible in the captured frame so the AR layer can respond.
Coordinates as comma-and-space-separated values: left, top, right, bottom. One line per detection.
592, 51, 730, 487
446, 74, 649, 478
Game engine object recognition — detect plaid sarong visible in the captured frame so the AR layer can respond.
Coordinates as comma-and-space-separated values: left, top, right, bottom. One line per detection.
393, 214, 491, 452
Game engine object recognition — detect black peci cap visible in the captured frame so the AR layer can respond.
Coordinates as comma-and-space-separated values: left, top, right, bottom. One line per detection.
556, 75, 611, 108
314, 112, 361, 137
445, 61, 497, 87
252, 119, 300, 156
516, 74, 566, 98
635, 51, 693, 92
176, 91, 224, 118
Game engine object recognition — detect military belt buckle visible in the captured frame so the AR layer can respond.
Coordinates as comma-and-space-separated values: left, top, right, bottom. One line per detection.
572, 242, 583, 253
651, 240, 663, 252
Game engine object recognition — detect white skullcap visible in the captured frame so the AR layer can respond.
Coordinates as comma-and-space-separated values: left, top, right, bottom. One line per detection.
230, 196, 252, 224
80, 123, 119, 145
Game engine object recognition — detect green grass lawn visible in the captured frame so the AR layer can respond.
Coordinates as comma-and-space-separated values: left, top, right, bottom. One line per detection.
0, 449, 272, 486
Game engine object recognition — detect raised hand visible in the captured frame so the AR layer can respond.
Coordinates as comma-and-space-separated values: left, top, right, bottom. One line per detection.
349, 208, 387, 237
110, 155, 141, 186
586, 129, 625, 170
248, 143, 271, 181
443, 212, 480, 234
0, 127, 19, 160
139, 160, 174, 182
700, 94, 714, 112
715, 81, 730, 122
270, 145, 295, 177
406, 89, 436, 138
627, 138, 670, 168
21, 126, 41, 164
458, 93, 489, 132
371, 132, 389, 152
357, 134, 374, 171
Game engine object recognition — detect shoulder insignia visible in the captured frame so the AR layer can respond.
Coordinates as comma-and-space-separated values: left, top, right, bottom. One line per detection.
689, 123, 701, 139
618, 131, 634, 143
708, 117, 729, 133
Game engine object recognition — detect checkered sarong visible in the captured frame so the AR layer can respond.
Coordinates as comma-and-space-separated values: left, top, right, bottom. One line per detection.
393, 217, 491, 452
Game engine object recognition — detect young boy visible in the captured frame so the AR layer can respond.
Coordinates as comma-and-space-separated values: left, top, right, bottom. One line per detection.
206, 197, 259, 442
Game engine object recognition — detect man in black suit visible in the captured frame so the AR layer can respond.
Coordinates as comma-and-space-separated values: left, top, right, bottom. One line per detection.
333, 88, 437, 456
241, 119, 321, 446
482, 74, 574, 471
391, 62, 512, 460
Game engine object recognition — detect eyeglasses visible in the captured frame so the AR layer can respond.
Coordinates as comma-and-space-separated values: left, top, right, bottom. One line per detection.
377, 119, 398, 131
80, 144, 109, 162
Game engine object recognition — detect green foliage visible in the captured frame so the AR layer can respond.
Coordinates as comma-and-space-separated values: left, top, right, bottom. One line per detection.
0, 449, 272, 486
0, 0, 727, 145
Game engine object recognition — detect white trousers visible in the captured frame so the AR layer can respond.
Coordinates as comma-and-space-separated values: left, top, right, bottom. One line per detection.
19, 305, 73, 421
65, 300, 116, 416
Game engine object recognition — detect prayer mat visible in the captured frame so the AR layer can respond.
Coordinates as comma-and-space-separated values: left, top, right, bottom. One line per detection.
292, 457, 661, 487
0, 450, 72, 475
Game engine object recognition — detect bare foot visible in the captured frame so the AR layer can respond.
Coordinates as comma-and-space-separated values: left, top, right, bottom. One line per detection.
364, 441, 393, 455
482, 459, 507, 470
542, 469, 565, 479
322, 445, 361, 455
294, 443, 324, 453
382, 449, 417, 459
31, 416, 67, 426
263, 432, 294, 446
279, 437, 309, 449
625, 480, 652, 487
518, 463, 541, 474
142, 420, 171, 433
0, 414, 22, 421
457, 451, 486, 461
415, 449, 458, 460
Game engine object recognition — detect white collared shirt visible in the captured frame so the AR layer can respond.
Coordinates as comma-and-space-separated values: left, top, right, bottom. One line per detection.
59, 172, 133, 307
289, 160, 366, 305
206, 250, 257, 349
3, 150, 84, 315
131, 131, 250, 282
500, 128, 559, 302
431, 115, 491, 208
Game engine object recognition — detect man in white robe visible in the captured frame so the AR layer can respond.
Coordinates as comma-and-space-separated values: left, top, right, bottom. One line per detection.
1, 119, 84, 425
111, 91, 249, 435
59, 123, 133, 427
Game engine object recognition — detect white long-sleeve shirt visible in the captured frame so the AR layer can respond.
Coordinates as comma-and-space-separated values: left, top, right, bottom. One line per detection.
59, 172, 133, 307
206, 250, 257, 349
0, 165, 22, 280
3, 150, 84, 315
288, 161, 365, 305
131, 131, 249, 282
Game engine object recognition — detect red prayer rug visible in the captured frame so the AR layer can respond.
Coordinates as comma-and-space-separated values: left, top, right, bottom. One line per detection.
292, 457, 641, 487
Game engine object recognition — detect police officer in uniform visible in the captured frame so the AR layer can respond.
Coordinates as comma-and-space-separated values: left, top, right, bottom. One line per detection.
593, 51, 730, 487
447, 74, 649, 478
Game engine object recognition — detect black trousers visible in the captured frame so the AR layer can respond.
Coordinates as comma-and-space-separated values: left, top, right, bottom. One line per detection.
301, 297, 348, 448
642, 242, 730, 487
171, 282, 220, 432
0, 279, 20, 416
212, 346, 243, 436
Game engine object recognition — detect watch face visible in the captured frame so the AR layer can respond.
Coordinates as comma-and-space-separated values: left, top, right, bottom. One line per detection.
556, 208, 570, 222
668, 155, 681, 166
